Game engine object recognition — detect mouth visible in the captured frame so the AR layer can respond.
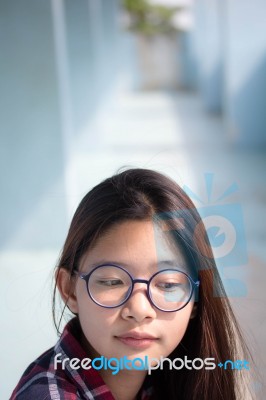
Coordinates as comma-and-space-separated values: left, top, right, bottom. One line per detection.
115, 332, 159, 349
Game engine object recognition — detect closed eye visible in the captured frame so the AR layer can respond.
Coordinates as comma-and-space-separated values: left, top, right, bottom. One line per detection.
156, 282, 183, 291
96, 279, 124, 287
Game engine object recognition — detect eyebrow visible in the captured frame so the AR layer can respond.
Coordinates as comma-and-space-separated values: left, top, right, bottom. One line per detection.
87, 259, 185, 270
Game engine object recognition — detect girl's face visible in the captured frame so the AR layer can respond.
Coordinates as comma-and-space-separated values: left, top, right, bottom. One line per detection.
74, 220, 195, 362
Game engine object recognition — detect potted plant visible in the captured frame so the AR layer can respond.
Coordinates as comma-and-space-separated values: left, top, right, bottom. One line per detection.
121, 0, 186, 89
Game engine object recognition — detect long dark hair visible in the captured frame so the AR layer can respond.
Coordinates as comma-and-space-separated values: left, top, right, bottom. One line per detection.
53, 168, 251, 400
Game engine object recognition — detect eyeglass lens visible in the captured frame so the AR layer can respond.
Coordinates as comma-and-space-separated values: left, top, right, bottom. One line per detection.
88, 265, 192, 311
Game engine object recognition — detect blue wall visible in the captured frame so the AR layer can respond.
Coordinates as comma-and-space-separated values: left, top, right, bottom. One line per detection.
0, 0, 67, 250
224, 0, 266, 146
0, 0, 123, 251
193, 0, 224, 113
192, 0, 266, 146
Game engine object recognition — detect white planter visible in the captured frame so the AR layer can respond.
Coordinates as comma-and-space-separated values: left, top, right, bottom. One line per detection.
135, 33, 181, 90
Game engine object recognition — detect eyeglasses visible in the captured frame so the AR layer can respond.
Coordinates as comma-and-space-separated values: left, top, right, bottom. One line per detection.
74, 264, 199, 312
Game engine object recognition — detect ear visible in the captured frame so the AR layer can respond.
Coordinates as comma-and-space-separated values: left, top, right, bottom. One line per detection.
190, 303, 198, 319
56, 268, 79, 314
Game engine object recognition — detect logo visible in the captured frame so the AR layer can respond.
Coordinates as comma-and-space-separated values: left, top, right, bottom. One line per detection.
153, 174, 248, 298
53, 354, 250, 374
183, 173, 248, 297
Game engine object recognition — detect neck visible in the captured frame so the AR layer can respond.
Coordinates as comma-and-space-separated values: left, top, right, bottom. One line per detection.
100, 368, 147, 400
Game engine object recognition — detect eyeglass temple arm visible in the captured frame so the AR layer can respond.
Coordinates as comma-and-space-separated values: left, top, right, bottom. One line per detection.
72, 270, 85, 279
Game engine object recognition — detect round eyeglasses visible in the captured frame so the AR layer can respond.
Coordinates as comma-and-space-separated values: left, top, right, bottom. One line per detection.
74, 264, 200, 312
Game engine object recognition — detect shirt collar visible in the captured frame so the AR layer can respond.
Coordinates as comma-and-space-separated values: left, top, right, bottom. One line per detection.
55, 317, 115, 399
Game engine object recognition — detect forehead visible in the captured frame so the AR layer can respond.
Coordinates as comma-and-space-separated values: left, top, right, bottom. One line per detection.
80, 220, 188, 274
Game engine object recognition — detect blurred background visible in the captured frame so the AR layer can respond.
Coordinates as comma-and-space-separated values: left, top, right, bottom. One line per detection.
1, 0, 265, 398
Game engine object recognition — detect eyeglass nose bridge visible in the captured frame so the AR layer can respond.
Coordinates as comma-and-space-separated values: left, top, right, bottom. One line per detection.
129, 278, 150, 295
124, 277, 153, 306
132, 278, 149, 285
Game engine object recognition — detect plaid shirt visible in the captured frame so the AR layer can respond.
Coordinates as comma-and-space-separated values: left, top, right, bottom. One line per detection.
10, 318, 153, 400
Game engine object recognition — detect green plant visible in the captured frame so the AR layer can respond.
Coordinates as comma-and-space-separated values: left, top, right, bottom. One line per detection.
122, 0, 183, 36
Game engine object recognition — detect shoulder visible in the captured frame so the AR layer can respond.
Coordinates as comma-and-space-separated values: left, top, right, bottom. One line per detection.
10, 318, 111, 400
10, 347, 80, 400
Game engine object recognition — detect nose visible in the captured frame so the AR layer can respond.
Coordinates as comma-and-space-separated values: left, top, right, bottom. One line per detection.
120, 283, 157, 322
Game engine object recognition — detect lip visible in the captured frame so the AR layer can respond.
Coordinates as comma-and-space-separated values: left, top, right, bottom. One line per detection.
116, 331, 157, 340
115, 332, 158, 349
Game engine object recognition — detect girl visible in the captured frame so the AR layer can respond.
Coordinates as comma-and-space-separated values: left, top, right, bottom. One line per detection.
11, 168, 252, 400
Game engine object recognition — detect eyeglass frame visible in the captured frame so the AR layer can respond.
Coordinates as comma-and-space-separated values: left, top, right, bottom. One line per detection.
73, 263, 200, 313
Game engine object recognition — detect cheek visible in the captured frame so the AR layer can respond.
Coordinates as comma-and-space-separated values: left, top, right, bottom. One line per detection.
76, 291, 118, 352
78, 296, 109, 331
161, 304, 193, 354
